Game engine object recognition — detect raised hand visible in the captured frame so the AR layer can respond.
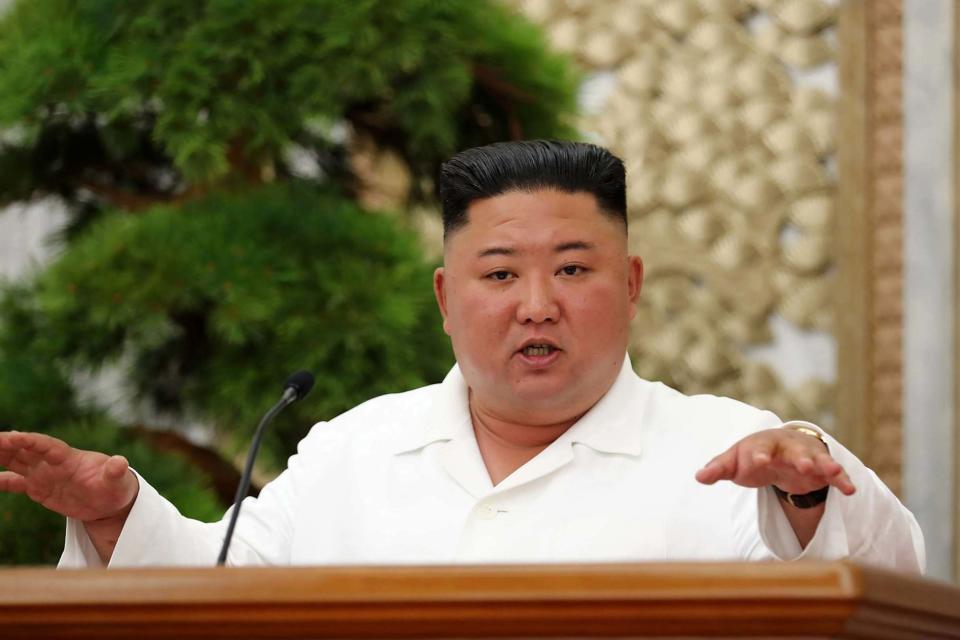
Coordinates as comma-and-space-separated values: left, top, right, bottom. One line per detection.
0, 430, 139, 523
695, 427, 856, 497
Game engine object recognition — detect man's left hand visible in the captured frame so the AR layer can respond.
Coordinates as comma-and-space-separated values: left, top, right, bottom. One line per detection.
695, 428, 856, 497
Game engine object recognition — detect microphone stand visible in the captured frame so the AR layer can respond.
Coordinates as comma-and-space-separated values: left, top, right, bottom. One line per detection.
216, 371, 313, 566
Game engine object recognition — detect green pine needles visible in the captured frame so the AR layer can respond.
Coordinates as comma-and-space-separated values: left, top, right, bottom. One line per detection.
0, 0, 578, 208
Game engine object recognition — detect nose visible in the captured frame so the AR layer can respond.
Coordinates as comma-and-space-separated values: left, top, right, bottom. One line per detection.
516, 275, 560, 324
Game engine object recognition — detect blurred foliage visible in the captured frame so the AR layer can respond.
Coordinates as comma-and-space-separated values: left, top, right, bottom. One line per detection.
0, 285, 81, 429
0, 0, 578, 564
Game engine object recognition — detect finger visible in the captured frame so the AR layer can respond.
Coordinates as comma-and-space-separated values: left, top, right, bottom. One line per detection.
102, 455, 130, 481
12, 431, 70, 466
13, 447, 43, 467
2, 431, 67, 466
0, 430, 21, 460
787, 448, 816, 475
0, 432, 72, 475
0, 454, 32, 477
0, 431, 72, 474
0, 470, 27, 494
766, 447, 831, 494
748, 439, 776, 466
829, 468, 857, 496
813, 452, 844, 477
696, 447, 739, 485
733, 438, 777, 485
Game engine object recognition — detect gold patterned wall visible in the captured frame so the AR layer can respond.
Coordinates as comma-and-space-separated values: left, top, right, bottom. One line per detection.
510, 0, 839, 426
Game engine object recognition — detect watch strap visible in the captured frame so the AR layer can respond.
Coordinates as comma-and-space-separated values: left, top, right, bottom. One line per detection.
772, 484, 829, 508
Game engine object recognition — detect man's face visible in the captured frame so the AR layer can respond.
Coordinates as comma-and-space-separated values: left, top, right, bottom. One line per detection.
434, 189, 643, 426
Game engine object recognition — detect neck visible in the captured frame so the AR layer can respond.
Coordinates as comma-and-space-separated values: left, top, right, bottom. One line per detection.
468, 392, 582, 486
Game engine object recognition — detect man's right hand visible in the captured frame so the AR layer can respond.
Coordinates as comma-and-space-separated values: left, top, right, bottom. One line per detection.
0, 430, 139, 562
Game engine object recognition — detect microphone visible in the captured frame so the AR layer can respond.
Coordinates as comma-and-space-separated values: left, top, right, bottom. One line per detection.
216, 370, 315, 566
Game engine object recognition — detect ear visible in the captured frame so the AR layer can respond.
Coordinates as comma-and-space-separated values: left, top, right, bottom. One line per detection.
433, 267, 452, 335
627, 255, 644, 319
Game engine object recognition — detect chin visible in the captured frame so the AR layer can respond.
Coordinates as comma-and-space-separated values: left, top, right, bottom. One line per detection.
508, 383, 584, 415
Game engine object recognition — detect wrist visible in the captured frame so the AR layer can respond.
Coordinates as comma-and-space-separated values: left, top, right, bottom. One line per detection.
781, 424, 829, 451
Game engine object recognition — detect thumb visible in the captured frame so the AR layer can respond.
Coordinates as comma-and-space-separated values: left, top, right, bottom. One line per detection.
102, 455, 130, 481
696, 445, 738, 485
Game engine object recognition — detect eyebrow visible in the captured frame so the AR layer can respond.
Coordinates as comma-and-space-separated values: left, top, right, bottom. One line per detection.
476, 241, 595, 258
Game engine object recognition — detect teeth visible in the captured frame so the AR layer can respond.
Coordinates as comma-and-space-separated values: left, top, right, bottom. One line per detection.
523, 345, 554, 356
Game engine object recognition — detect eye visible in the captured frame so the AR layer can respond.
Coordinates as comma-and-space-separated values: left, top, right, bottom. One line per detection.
558, 264, 586, 276
487, 270, 513, 281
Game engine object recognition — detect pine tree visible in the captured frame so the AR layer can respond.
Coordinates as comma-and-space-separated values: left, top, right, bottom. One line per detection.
0, 0, 578, 564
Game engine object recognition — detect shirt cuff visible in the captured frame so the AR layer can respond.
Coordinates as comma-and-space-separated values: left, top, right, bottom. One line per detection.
59, 517, 105, 568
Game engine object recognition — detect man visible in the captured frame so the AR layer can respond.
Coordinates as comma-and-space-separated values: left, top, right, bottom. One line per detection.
0, 140, 924, 571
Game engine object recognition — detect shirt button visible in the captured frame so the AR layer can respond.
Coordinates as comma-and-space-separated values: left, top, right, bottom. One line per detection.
477, 503, 498, 520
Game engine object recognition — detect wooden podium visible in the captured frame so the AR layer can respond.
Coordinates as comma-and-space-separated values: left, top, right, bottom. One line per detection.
1, 561, 958, 639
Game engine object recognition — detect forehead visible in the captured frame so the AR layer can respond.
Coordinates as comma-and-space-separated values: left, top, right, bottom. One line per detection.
448, 190, 624, 249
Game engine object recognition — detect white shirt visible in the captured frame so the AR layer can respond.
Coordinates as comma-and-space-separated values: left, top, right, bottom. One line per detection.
60, 357, 925, 572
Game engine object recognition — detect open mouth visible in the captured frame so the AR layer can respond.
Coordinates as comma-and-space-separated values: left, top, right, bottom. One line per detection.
520, 344, 558, 357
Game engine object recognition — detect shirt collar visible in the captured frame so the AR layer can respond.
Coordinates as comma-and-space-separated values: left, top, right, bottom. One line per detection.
390, 354, 647, 457
554, 355, 646, 456
389, 364, 471, 454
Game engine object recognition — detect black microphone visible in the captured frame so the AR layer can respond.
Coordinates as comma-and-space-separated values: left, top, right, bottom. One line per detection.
216, 370, 315, 566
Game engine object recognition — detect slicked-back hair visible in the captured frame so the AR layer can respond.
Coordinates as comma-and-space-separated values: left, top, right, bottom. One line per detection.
437, 140, 627, 239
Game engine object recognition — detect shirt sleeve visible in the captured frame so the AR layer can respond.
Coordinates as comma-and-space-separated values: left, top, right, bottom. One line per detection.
58, 423, 330, 568
756, 420, 926, 574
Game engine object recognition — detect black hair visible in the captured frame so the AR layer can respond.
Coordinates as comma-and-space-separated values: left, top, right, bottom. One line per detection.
437, 139, 627, 238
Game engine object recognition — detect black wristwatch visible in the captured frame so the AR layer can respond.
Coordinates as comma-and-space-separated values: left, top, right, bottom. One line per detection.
772, 425, 830, 508
772, 484, 829, 508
